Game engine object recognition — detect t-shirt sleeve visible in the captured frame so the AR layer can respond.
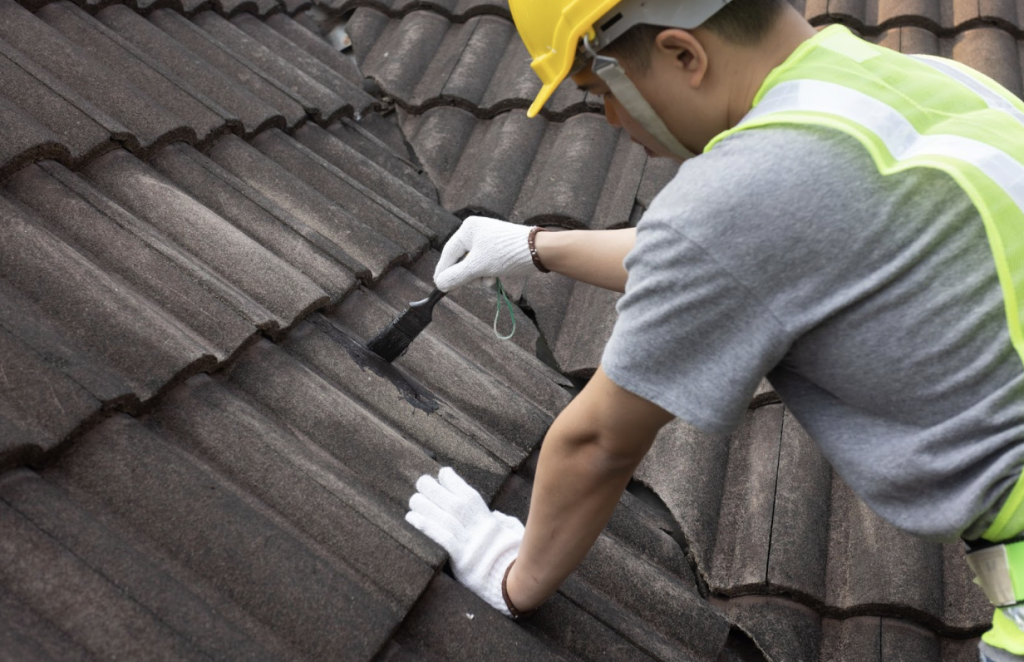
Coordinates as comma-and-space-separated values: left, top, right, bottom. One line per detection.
602, 211, 793, 436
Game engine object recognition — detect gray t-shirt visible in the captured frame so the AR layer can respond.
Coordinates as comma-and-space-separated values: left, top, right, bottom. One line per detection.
603, 125, 1024, 542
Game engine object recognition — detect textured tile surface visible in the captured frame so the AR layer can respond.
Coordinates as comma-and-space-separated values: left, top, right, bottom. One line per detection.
0, 0, 1005, 659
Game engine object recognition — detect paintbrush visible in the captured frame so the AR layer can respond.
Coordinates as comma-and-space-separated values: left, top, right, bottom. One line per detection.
367, 289, 447, 362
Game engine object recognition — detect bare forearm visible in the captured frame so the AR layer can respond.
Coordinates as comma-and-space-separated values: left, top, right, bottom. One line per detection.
508, 427, 639, 608
504, 368, 671, 611
533, 228, 635, 292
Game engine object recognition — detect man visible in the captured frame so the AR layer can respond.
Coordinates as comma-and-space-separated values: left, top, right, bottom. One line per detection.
403, 1, 1024, 658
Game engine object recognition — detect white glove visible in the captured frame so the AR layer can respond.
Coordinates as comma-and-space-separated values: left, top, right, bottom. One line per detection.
434, 216, 537, 292
405, 467, 523, 615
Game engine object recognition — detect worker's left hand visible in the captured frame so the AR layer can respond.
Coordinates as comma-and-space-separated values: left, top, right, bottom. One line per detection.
405, 467, 522, 615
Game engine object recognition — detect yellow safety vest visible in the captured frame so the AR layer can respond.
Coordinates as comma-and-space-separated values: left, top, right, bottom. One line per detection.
706, 24, 1024, 651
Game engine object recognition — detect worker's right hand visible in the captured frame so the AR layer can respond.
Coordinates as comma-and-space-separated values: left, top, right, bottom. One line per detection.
405, 467, 522, 616
434, 216, 538, 292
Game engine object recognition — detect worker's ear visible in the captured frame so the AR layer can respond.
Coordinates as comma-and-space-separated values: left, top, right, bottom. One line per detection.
652, 29, 708, 89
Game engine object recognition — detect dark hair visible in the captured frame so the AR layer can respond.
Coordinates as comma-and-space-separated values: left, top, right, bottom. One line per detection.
601, 0, 789, 71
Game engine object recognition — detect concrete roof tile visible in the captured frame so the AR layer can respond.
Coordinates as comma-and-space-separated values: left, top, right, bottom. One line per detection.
0, 587, 93, 662
206, 132, 405, 280
368, 265, 572, 416
288, 315, 523, 471
765, 408, 834, 601
5, 161, 256, 361
39, 2, 229, 146
150, 143, 360, 296
193, 10, 357, 123
51, 414, 405, 660
327, 115, 437, 198
512, 114, 622, 226
82, 148, 329, 333
389, 573, 568, 662
0, 94, 68, 178
252, 127, 432, 253
949, 28, 1023, 97
219, 337, 444, 508
819, 616, 881, 662
331, 286, 556, 453
881, 619, 943, 661
0, 492, 210, 661
149, 372, 440, 604
0, 469, 286, 662
0, 40, 117, 167
545, 279, 620, 378
97, 5, 281, 137
0, 328, 99, 467
148, 8, 307, 128
0, 192, 216, 404
0, 0, 191, 154
0, 278, 132, 411
719, 596, 823, 662
441, 16, 517, 106
231, 12, 370, 103
295, 122, 458, 241
266, 13, 362, 84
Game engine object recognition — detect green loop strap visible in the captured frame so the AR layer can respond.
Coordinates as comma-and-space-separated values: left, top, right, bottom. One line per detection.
494, 279, 516, 340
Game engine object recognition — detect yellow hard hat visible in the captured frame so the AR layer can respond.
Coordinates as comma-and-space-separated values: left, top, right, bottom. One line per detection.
509, 0, 621, 118
509, 0, 734, 118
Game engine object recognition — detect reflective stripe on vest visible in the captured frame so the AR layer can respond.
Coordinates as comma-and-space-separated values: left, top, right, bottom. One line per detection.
707, 26, 1024, 385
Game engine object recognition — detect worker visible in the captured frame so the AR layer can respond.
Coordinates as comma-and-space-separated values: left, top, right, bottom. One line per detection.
402, 0, 1024, 658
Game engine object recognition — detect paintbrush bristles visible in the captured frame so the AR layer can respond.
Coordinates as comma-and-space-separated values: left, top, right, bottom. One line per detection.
367, 309, 421, 362
367, 289, 447, 363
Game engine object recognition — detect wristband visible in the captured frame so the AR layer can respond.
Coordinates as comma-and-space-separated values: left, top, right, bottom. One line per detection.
501, 559, 538, 620
528, 227, 550, 273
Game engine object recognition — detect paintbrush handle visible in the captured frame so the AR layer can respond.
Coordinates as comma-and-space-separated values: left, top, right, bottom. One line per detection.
408, 289, 446, 322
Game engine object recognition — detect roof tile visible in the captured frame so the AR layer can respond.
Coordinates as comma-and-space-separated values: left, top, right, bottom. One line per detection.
150, 142, 359, 297
206, 132, 405, 279
97, 5, 282, 137
0, 94, 67, 177
0, 586, 93, 662
5, 160, 256, 361
0, 39, 117, 168
0, 469, 289, 661
295, 122, 457, 240
50, 414, 406, 661
81, 148, 329, 334
231, 12, 367, 98
0, 191, 216, 404
252, 127, 433, 252
266, 13, 362, 83
0, 329, 99, 466
39, 2, 230, 145
283, 315, 522, 478
331, 284, 557, 453
193, 10, 365, 123
148, 8, 307, 128
0, 0, 191, 154
949, 28, 1023, 97
369, 265, 572, 414
0, 489, 210, 661
389, 572, 567, 662
327, 115, 436, 198
149, 371, 441, 604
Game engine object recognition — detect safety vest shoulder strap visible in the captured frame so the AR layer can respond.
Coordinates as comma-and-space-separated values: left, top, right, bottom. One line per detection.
706, 24, 1024, 425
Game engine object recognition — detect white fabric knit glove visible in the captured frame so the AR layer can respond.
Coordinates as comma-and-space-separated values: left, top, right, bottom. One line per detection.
405, 467, 523, 615
434, 216, 536, 292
